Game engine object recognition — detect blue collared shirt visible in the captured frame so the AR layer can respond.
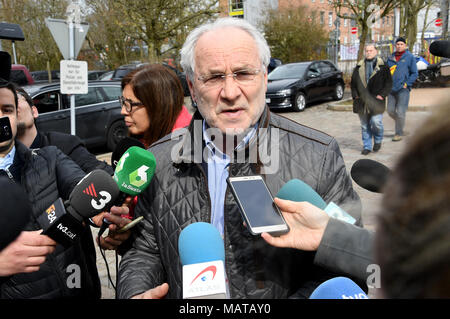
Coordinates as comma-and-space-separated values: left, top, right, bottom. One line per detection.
203, 121, 258, 236
0, 145, 16, 171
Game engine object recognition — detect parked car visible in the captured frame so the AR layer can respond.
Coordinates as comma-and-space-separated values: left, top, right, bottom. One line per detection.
88, 70, 109, 80
265, 60, 344, 112
22, 80, 127, 151
10, 64, 34, 86
111, 62, 190, 96
31, 70, 60, 83
98, 70, 114, 81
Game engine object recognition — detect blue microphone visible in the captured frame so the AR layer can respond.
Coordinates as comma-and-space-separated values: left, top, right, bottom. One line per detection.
276, 179, 356, 224
178, 222, 227, 299
309, 277, 368, 299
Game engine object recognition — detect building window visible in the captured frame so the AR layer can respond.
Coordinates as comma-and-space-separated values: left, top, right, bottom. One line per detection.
229, 0, 244, 17
320, 11, 325, 25
328, 12, 333, 27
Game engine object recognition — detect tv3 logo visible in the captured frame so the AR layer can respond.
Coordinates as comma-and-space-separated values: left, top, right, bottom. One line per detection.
116, 152, 150, 187
83, 183, 112, 210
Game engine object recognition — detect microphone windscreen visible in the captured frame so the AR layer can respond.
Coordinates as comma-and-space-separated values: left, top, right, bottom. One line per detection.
69, 169, 120, 219
276, 179, 327, 210
309, 277, 368, 299
0, 177, 30, 250
113, 146, 156, 196
350, 159, 390, 193
111, 137, 145, 170
0, 51, 11, 82
429, 40, 450, 59
178, 222, 225, 265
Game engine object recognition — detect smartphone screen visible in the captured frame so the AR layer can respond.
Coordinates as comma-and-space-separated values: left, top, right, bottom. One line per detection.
228, 176, 289, 235
0, 116, 12, 143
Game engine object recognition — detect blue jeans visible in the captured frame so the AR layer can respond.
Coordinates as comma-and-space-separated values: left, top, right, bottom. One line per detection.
387, 88, 410, 136
358, 113, 384, 150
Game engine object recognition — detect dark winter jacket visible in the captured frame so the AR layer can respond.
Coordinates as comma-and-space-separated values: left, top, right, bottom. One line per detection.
0, 141, 101, 299
31, 131, 113, 175
386, 49, 418, 92
351, 57, 392, 115
117, 106, 362, 299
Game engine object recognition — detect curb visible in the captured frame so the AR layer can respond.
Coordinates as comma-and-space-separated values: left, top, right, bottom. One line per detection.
327, 98, 430, 112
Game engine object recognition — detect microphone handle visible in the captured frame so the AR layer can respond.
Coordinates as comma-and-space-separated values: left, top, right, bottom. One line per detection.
97, 191, 128, 238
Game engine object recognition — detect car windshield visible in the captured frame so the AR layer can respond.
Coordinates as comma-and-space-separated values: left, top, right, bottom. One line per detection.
268, 63, 309, 80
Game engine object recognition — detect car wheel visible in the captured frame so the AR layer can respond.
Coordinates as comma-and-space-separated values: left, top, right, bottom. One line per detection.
107, 121, 128, 151
333, 83, 344, 100
292, 92, 306, 112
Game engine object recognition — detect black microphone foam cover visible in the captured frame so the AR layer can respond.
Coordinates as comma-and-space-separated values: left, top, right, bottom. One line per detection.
0, 177, 31, 250
68, 169, 120, 219
111, 137, 145, 170
350, 159, 390, 193
429, 40, 450, 59
0, 51, 11, 82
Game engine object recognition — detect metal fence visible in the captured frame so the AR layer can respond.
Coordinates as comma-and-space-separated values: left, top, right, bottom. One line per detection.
327, 36, 449, 76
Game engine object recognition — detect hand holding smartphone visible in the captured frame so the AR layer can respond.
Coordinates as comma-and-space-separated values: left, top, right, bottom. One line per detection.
227, 175, 289, 236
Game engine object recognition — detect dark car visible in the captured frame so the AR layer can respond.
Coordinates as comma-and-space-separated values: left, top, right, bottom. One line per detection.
111, 62, 190, 96
265, 60, 344, 112
22, 81, 127, 151
30, 70, 60, 83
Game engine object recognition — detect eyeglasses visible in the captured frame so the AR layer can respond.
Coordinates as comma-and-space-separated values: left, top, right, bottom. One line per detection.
197, 68, 262, 88
119, 96, 144, 113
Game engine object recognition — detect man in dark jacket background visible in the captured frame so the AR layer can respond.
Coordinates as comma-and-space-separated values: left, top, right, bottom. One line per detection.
15, 86, 113, 175
386, 37, 418, 142
117, 17, 362, 299
351, 43, 392, 155
0, 79, 129, 298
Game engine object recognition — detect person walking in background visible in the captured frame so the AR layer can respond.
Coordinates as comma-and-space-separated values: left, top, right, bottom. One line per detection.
386, 37, 418, 142
120, 64, 192, 148
351, 43, 392, 155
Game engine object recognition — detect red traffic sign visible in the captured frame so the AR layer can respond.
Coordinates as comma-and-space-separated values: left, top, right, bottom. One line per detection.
351, 27, 358, 34
435, 18, 442, 27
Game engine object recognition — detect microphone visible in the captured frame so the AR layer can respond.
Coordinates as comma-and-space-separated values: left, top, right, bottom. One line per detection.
111, 137, 145, 170
429, 40, 450, 59
350, 159, 390, 193
0, 51, 11, 81
309, 277, 368, 299
276, 179, 356, 224
98, 146, 156, 237
0, 177, 31, 250
178, 222, 228, 299
37, 169, 120, 246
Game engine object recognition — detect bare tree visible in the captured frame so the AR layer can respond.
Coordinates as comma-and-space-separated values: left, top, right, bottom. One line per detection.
331, 0, 399, 60
262, 5, 329, 63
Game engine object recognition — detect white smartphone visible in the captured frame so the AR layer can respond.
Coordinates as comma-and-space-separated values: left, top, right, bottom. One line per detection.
227, 175, 289, 236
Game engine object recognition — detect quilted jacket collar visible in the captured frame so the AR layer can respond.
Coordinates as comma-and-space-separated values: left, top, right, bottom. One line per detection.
173, 105, 271, 167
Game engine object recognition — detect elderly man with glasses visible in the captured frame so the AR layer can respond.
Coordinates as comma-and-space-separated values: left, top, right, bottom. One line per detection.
116, 17, 362, 299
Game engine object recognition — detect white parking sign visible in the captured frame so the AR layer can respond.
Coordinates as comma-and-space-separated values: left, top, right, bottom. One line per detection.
60, 60, 88, 94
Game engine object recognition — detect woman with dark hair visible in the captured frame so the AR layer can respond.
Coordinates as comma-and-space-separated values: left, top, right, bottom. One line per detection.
120, 64, 192, 148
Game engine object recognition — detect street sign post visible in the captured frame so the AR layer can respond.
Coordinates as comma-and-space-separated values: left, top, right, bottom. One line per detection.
435, 18, 443, 27
45, 2, 88, 136
60, 60, 88, 94
351, 27, 358, 35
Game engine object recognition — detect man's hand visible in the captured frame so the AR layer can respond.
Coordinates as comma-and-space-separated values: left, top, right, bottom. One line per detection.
376, 95, 384, 100
261, 198, 330, 251
131, 283, 169, 299
0, 230, 57, 276
96, 205, 132, 250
